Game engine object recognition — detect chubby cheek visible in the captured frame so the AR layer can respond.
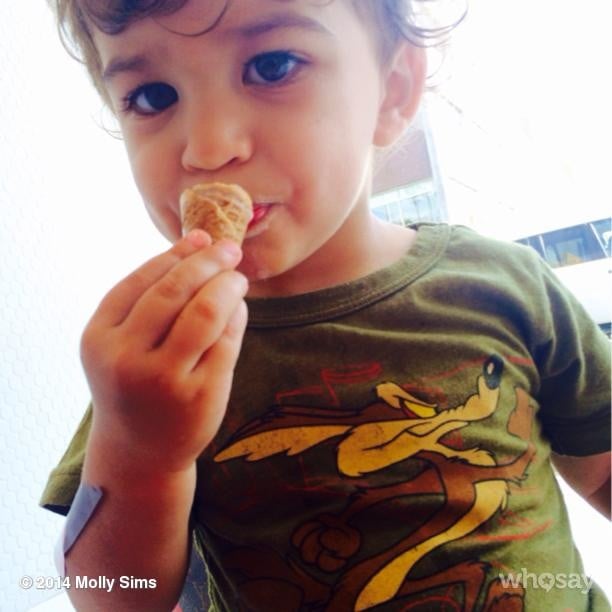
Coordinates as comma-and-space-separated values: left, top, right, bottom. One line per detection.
144, 199, 182, 243
125, 140, 182, 242
298, 134, 371, 221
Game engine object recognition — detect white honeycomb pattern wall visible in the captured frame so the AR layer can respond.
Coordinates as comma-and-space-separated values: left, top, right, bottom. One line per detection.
0, 4, 165, 610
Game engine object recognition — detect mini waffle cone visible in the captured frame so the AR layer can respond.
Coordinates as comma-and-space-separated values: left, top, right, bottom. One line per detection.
180, 183, 253, 244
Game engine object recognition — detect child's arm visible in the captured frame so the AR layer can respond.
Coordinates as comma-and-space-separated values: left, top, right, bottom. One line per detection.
551, 451, 611, 519
64, 230, 248, 611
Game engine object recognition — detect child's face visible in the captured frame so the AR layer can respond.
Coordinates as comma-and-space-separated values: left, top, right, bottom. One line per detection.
93, 0, 415, 294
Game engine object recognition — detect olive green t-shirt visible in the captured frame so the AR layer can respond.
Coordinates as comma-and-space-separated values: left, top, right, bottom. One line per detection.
41, 224, 611, 611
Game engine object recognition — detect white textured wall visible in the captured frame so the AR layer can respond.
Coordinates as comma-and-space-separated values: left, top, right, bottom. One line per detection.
0, 3, 609, 612
0, 4, 166, 611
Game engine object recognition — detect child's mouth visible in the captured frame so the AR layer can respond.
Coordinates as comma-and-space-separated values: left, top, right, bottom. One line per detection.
249, 204, 269, 228
246, 203, 276, 237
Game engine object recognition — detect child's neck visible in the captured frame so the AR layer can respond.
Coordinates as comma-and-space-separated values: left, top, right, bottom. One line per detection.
248, 216, 417, 298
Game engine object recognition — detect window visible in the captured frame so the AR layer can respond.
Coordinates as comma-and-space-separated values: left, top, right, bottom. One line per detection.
516, 219, 611, 268
541, 225, 604, 268
591, 218, 612, 256
516, 235, 545, 258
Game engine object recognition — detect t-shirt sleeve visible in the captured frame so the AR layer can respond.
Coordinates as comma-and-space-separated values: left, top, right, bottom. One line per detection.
39, 404, 93, 516
526, 254, 611, 456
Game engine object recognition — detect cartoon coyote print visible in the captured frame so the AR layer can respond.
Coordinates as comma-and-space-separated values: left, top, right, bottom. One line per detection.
214, 356, 536, 611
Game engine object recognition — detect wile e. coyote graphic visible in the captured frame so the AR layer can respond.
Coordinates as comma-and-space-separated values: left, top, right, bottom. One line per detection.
215, 356, 536, 611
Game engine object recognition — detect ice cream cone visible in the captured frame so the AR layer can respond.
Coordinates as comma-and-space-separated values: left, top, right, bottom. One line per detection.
180, 182, 253, 244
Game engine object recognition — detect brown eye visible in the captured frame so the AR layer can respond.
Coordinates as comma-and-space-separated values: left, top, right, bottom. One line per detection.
125, 82, 178, 115
243, 51, 304, 85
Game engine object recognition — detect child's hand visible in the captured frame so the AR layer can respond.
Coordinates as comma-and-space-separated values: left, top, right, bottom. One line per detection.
80, 230, 248, 474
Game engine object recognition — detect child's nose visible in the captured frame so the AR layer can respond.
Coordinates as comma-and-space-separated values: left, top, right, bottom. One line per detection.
180, 100, 254, 172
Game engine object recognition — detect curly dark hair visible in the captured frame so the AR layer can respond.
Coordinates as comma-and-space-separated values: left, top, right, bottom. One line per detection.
49, 0, 467, 107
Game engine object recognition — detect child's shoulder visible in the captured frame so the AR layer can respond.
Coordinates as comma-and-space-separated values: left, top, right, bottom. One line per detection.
414, 221, 543, 270
448, 223, 537, 258
412, 221, 566, 305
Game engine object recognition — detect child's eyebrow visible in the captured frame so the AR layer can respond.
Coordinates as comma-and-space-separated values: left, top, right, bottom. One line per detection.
101, 12, 331, 83
103, 55, 149, 83
228, 12, 333, 40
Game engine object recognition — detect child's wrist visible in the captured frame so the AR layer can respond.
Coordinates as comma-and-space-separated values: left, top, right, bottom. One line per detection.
84, 423, 198, 495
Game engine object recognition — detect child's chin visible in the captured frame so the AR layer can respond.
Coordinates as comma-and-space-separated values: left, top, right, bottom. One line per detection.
239, 259, 272, 284
239, 258, 283, 295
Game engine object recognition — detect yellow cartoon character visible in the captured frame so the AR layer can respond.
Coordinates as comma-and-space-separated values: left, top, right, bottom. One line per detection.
215, 356, 535, 611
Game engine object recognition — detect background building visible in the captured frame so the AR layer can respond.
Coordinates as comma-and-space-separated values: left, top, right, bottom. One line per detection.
371, 111, 445, 225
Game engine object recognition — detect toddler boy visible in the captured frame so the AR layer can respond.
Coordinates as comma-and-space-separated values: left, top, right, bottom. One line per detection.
41, 1, 610, 610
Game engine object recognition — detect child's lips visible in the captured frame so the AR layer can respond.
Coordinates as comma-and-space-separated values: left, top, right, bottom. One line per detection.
248, 202, 274, 229
245, 201, 277, 239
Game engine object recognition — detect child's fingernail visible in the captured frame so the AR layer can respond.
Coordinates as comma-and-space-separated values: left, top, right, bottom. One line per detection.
217, 240, 242, 258
185, 229, 209, 247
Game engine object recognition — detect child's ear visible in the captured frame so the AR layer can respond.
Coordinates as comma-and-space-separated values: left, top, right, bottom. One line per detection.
374, 43, 426, 147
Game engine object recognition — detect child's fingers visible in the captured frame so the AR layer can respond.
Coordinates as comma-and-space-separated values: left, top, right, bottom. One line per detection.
195, 299, 249, 377
160, 271, 249, 371
186, 300, 249, 441
122, 241, 243, 349
92, 231, 212, 328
